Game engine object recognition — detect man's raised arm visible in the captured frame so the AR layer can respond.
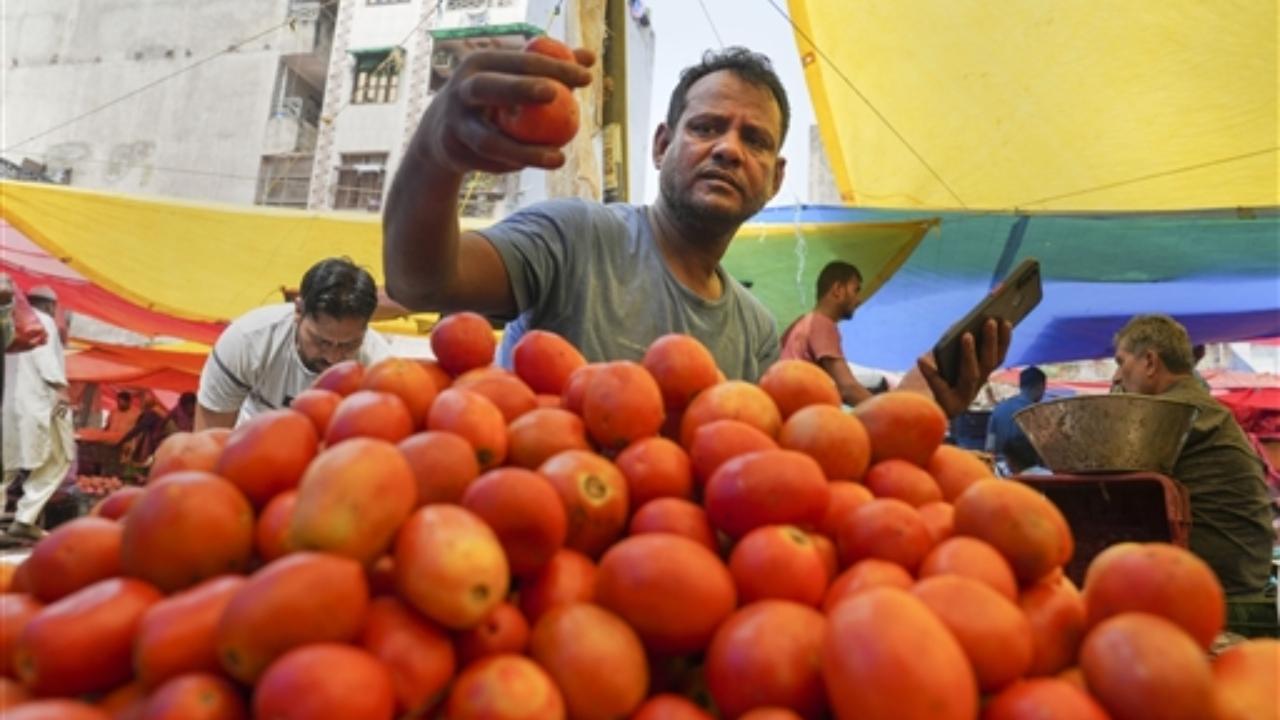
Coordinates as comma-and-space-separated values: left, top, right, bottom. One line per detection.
382, 48, 595, 316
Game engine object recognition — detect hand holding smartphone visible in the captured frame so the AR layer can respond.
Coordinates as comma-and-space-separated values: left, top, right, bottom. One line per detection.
931, 258, 1043, 387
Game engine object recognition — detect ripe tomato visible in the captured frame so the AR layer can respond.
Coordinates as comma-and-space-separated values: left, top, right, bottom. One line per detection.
706, 601, 827, 719
254, 644, 396, 720
495, 80, 579, 146
512, 329, 586, 395
431, 312, 496, 376
455, 602, 530, 666
360, 596, 456, 716
446, 654, 565, 720
529, 603, 648, 720
823, 588, 977, 720
594, 534, 736, 655
518, 549, 597, 624
728, 525, 829, 607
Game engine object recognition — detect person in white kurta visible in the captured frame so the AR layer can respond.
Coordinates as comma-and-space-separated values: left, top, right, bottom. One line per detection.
1, 288, 73, 539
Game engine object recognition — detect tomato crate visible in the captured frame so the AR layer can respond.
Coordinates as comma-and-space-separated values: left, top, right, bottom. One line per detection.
1012, 472, 1191, 587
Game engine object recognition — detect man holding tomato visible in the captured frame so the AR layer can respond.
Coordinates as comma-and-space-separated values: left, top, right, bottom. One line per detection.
383, 42, 1005, 406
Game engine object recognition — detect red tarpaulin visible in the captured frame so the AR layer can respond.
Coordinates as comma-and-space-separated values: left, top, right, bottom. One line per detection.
66, 341, 205, 394
1216, 388, 1280, 439
2, 221, 226, 344
990, 368, 1280, 394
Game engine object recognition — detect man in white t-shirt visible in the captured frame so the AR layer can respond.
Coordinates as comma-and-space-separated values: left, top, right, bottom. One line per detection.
196, 258, 391, 429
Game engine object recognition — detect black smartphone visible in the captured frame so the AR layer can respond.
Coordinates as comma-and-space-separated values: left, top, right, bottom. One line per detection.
931, 258, 1043, 386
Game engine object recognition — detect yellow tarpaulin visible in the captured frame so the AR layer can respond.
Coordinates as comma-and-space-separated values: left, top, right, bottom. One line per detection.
789, 0, 1279, 210
0, 180, 932, 337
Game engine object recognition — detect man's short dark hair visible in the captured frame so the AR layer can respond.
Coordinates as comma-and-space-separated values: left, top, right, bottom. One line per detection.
666, 47, 791, 146
816, 261, 863, 301
1019, 366, 1047, 390
298, 257, 378, 320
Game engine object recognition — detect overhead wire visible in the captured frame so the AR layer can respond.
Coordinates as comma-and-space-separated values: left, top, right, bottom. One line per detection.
760, 0, 1275, 212
696, 0, 727, 48
1, 2, 338, 154
1012, 147, 1279, 210
759, 0, 967, 208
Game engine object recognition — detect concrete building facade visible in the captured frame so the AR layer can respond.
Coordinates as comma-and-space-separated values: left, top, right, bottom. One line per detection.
807, 124, 842, 205
2, 0, 656, 218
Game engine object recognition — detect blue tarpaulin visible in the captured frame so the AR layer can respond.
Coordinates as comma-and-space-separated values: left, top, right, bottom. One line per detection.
751, 205, 1280, 371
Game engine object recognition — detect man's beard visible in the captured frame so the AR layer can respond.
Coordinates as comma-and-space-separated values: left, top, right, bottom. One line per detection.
660, 172, 752, 240
296, 337, 329, 374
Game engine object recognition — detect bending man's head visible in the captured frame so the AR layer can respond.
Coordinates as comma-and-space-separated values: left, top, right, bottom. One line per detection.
293, 258, 379, 373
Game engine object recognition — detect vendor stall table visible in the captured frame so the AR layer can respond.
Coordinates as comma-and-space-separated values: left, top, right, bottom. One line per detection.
74, 427, 125, 477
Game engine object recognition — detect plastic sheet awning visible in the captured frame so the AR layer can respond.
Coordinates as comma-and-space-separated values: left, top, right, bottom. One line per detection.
753, 205, 1280, 371
4, 190, 1275, 374
65, 341, 206, 393
0, 181, 934, 343
788, 0, 1278, 211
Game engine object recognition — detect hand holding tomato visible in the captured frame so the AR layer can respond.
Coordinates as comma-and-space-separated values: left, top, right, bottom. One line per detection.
494, 37, 583, 146
408, 36, 594, 177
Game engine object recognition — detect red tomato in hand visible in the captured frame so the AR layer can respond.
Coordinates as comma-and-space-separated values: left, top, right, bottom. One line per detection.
495, 36, 581, 146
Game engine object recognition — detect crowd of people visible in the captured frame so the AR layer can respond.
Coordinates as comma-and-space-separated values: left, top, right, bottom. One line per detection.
1, 285, 71, 543
0, 281, 199, 543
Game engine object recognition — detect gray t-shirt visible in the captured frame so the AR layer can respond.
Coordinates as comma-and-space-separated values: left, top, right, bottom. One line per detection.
480, 200, 779, 381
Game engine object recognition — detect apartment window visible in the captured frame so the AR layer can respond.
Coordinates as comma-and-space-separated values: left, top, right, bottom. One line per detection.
447, 0, 488, 9
334, 153, 388, 211
351, 50, 402, 105
256, 155, 312, 208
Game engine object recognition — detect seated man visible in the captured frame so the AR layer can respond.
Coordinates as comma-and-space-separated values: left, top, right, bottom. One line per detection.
986, 366, 1046, 467
196, 257, 390, 429
1112, 314, 1276, 604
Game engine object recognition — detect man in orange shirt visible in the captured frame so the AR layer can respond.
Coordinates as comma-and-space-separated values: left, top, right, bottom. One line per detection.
105, 390, 142, 436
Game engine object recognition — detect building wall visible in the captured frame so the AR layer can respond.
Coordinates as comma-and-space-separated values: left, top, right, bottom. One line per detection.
3, 0, 656, 216
808, 124, 842, 205
2, 0, 298, 204
624, 3, 656, 203
329, 0, 423, 176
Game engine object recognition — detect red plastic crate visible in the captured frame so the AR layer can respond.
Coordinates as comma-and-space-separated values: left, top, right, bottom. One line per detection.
1013, 472, 1192, 587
